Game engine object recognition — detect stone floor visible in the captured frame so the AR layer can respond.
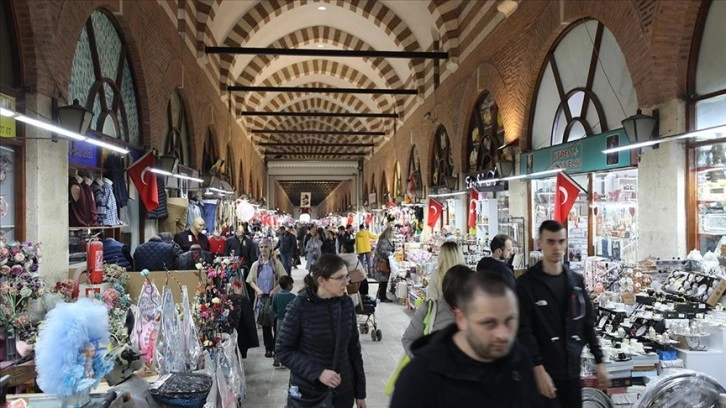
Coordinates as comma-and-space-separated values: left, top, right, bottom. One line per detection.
241, 262, 411, 408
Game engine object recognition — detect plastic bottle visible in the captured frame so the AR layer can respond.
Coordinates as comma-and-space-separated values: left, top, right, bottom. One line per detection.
289, 385, 301, 398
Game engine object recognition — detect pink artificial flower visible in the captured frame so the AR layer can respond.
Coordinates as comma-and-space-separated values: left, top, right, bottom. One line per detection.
103, 288, 121, 308
0, 248, 9, 258
13, 253, 25, 263
0, 281, 10, 294
10, 265, 22, 276
0, 265, 10, 275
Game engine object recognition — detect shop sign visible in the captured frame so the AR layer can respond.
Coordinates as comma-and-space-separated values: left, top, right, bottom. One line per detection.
464, 169, 508, 191
68, 140, 99, 168
519, 128, 633, 176
0, 94, 16, 138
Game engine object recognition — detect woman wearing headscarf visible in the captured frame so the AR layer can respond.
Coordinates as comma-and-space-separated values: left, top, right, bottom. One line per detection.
276, 254, 367, 408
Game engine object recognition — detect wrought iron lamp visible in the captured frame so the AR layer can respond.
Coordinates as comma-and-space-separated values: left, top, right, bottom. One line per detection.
622, 109, 658, 144
57, 99, 94, 136
496, 159, 514, 177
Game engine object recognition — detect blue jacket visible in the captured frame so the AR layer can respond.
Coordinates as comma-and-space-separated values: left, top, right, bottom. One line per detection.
133, 237, 179, 271
103, 238, 132, 270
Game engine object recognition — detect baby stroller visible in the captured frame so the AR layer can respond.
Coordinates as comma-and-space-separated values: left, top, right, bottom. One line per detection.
353, 292, 382, 341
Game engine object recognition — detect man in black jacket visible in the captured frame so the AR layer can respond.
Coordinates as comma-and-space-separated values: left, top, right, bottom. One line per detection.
391, 273, 541, 408
477, 234, 516, 288
274, 226, 297, 276
517, 220, 608, 408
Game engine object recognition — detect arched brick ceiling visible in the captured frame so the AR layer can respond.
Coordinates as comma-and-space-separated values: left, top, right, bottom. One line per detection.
197, 0, 461, 167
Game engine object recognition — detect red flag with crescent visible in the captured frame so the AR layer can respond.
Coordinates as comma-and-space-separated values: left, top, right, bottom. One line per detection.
126, 151, 159, 212
427, 198, 443, 228
468, 189, 479, 229
554, 172, 584, 223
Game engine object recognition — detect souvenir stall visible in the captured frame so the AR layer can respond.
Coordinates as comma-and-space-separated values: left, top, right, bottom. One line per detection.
3, 241, 250, 407
521, 128, 638, 272
575, 249, 726, 403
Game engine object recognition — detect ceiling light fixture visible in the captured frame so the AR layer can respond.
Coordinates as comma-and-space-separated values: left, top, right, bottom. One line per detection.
1, 106, 129, 154
603, 124, 726, 154
149, 167, 204, 183
317, 5, 327, 11
317, 44, 325, 48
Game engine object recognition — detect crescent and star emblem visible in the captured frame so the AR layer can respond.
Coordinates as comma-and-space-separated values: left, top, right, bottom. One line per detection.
559, 186, 568, 205
140, 168, 151, 185
430, 205, 438, 216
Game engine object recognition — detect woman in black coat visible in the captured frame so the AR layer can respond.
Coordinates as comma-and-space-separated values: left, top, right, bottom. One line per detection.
276, 254, 367, 408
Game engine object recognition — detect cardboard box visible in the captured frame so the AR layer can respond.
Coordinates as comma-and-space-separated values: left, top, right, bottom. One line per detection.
707, 278, 726, 307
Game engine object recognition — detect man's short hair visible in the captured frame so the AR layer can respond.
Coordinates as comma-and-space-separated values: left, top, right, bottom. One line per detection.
456, 273, 514, 314
338, 226, 345, 231
490, 234, 511, 253
538, 220, 565, 237
359, 223, 365, 230
442, 265, 475, 309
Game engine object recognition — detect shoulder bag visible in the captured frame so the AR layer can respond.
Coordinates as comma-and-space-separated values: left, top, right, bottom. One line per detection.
346, 260, 364, 294
384, 300, 436, 396
375, 239, 391, 275
287, 302, 342, 408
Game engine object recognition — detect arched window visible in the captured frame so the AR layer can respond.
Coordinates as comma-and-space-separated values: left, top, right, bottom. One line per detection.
363, 181, 368, 201
407, 146, 422, 198
238, 160, 244, 193
163, 90, 190, 165
393, 162, 401, 198
69, 10, 141, 145
530, 19, 637, 149
689, 0, 726, 130
223, 144, 233, 184
370, 173, 376, 204
202, 128, 218, 173
430, 125, 454, 188
380, 171, 388, 204
467, 92, 505, 172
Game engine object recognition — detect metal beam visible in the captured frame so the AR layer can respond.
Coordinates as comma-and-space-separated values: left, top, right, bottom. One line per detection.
228, 86, 416, 95
206, 46, 448, 60
258, 142, 376, 147
239, 111, 398, 119
252, 129, 385, 136
264, 152, 368, 157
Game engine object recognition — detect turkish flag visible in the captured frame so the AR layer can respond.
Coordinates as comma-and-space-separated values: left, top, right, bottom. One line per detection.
427, 198, 443, 228
468, 189, 479, 229
127, 151, 159, 212
554, 172, 584, 223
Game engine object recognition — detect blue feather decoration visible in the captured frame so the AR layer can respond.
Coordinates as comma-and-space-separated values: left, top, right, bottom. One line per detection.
35, 298, 114, 396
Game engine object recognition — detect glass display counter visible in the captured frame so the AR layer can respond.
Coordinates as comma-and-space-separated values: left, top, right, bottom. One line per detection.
694, 143, 726, 254
592, 169, 638, 264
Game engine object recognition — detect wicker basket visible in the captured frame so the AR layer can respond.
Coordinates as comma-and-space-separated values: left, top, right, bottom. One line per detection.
0, 364, 36, 388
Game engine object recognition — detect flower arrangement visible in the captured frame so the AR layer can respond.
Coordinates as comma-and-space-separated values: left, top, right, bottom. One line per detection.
97, 263, 132, 345
0, 241, 44, 342
194, 257, 241, 350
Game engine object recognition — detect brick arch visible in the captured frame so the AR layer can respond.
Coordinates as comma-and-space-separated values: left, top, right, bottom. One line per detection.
201, 124, 222, 171
195, 0, 223, 52
6, 0, 38, 93
45, 4, 152, 147
237, 26, 404, 91
243, 60, 394, 113
273, 116, 362, 133
428, 0, 460, 60
247, 98, 373, 132
219, 0, 426, 93
238, 159, 245, 193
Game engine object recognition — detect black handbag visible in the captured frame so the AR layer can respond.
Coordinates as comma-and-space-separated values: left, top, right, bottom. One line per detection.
287, 302, 342, 408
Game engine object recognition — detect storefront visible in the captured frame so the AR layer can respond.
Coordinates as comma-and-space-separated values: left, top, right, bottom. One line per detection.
428, 125, 464, 234
687, 0, 726, 255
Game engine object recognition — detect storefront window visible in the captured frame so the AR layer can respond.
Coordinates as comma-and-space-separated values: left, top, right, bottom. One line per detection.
592, 169, 638, 263
0, 145, 16, 241
691, 0, 726, 130
695, 143, 726, 253
531, 175, 589, 270
408, 146, 422, 199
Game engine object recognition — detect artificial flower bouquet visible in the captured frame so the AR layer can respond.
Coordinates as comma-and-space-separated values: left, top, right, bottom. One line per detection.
0, 241, 44, 343
194, 258, 242, 350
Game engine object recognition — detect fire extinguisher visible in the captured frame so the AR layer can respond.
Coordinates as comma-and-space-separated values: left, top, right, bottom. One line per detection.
87, 238, 104, 284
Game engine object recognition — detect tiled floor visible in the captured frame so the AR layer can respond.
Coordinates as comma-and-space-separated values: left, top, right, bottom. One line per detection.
241, 262, 411, 408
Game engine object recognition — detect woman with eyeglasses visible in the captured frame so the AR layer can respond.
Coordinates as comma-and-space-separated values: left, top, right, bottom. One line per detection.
247, 239, 287, 358
276, 254, 367, 408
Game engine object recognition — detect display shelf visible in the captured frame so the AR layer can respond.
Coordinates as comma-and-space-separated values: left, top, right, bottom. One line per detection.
69, 224, 127, 231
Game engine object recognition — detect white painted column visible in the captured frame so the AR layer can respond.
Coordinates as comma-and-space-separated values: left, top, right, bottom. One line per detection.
23, 93, 69, 282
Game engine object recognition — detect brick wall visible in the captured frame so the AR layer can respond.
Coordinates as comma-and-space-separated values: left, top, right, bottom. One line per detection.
12, 0, 263, 189
364, 0, 702, 189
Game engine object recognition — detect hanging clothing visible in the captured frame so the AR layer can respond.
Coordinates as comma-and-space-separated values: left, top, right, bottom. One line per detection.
186, 198, 203, 229
103, 155, 128, 208
208, 235, 227, 256
92, 180, 120, 226
69, 177, 92, 227
146, 173, 169, 220
202, 199, 217, 234
159, 197, 188, 235
174, 230, 210, 252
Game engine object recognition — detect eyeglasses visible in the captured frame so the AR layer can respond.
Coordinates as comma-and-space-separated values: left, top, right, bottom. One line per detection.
329, 275, 350, 282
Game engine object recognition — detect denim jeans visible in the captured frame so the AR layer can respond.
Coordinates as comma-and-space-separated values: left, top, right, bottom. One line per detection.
358, 252, 372, 276
279, 252, 292, 275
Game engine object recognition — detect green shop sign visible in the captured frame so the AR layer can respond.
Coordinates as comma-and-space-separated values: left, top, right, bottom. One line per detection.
519, 128, 635, 176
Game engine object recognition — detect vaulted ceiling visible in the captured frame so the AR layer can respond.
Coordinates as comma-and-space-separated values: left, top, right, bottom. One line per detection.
182, 0, 511, 205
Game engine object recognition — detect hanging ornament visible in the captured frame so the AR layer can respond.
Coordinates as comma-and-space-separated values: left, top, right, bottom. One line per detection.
236, 200, 255, 222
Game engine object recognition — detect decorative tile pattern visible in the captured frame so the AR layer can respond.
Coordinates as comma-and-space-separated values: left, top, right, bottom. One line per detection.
69, 11, 140, 145
69, 27, 94, 107
91, 12, 122, 81
121, 60, 140, 145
